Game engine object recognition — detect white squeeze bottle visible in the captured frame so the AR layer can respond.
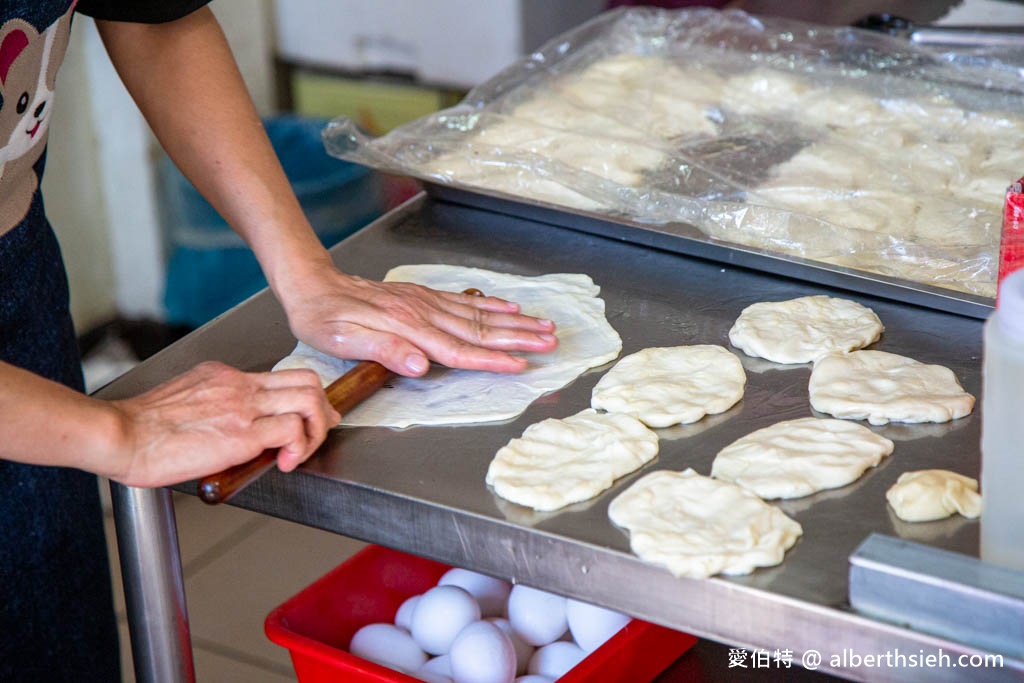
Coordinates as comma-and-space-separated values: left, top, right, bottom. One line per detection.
981, 268, 1024, 570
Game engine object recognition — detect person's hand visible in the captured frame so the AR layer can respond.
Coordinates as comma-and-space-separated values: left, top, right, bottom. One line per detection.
280, 263, 559, 377
109, 362, 340, 487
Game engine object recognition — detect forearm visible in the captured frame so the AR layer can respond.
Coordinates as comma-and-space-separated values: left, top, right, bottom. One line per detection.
94, 9, 328, 305
94, 7, 560, 376
0, 362, 128, 480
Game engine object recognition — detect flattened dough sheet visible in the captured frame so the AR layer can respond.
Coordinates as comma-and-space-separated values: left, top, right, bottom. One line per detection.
486, 408, 659, 511
273, 265, 622, 428
591, 345, 746, 428
609, 469, 803, 578
808, 350, 975, 426
728, 295, 883, 365
711, 417, 894, 500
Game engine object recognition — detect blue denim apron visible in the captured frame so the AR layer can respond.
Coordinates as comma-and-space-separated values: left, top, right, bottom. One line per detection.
0, 195, 120, 681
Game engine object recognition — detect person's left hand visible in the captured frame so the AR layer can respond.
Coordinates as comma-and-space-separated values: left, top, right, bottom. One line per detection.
278, 262, 559, 377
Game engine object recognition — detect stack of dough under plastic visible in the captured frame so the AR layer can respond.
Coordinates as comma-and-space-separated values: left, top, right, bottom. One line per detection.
420, 52, 1024, 299
423, 54, 723, 212
740, 69, 1021, 296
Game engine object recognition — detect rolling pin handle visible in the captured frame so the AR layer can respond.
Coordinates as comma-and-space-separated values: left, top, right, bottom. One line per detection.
197, 449, 278, 505
197, 287, 483, 505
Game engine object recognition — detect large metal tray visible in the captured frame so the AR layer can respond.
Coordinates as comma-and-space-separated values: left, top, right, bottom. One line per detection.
427, 182, 995, 320
105, 195, 1019, 681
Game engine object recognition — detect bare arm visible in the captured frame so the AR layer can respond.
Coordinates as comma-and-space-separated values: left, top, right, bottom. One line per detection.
0, 362, 124, 477
94, 9, 557, 378
0, 360, 339, 487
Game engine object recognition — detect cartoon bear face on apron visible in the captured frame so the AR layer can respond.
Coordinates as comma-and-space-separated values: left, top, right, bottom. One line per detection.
0, 7, 72, 236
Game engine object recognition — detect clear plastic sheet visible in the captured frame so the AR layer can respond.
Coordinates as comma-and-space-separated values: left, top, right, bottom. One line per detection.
324, 8, 1024, 299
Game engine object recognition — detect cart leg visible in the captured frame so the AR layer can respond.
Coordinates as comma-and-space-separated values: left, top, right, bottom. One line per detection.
111, 483, 196, 683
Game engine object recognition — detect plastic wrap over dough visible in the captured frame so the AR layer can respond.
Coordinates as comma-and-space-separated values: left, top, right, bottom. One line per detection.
486, 408, 658, 511
273, 265, 622, 428
325, 8, 1024, 300
886, 469, 981, 522
609, 469, 802, 578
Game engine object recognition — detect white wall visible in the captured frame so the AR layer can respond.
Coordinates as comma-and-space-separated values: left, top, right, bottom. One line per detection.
214, 0, 276, 114
44, 18, 116, 332
43, 0, 276, 333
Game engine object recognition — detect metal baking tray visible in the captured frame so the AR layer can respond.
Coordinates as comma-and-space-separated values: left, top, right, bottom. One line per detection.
426, 182, 995, 320
105, 195, 1018, 680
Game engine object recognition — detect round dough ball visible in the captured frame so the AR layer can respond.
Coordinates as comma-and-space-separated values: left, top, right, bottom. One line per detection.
886, 469, 981, 522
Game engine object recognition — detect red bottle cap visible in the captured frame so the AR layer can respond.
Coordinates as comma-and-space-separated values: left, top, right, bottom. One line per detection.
997, 176, 1024, 305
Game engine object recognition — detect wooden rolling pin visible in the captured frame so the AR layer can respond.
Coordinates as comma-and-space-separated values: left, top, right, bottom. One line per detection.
197, 288, 484, 504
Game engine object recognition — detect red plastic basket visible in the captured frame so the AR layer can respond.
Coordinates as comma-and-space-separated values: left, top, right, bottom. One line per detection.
266, 545, 696, 683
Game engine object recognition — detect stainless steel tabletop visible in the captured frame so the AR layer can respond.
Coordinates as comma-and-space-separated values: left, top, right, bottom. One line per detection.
102, 195, 1022, 681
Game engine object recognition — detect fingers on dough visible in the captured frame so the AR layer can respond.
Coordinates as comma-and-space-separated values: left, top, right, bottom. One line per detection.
273, 265, 623, 428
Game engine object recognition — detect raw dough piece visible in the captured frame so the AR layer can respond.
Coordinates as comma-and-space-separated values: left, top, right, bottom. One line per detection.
711, 417, 894, 499
608, 469, 802, 578
485, 409, 658, 511
808, 350, 975, 426
274, 265, 622, 428
886, 470, 982, 522
590, 346, 745, 428
728, 295, 883, 364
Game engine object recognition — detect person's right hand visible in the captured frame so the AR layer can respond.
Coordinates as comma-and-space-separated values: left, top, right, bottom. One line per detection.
109, 361, 340, 488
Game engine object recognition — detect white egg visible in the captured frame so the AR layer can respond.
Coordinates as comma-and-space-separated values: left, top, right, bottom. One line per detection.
439, 568, 512, 617
411, 586, 482, 655
449, 620, 517, 683
507, 585, 568, 647
565, 599, 631, 653
395, 595, 421, 631
487, 617, 534, 676
515, 677, 555, 683
415, 672, 453, 683
418, 654, 453, 677
349, 622, 427, 672
527, 641, 586, 679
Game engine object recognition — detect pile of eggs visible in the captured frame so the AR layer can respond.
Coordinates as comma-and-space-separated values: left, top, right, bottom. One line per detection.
348, 567, 632, 683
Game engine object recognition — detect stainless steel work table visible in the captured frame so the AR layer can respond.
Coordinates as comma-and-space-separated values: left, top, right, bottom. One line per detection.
103, 194, 1023, 682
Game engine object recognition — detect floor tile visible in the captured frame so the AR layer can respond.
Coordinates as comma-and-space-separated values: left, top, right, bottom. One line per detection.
173, 492, 271, 570
192, 644, 296, 683
183, 514, 366, 671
